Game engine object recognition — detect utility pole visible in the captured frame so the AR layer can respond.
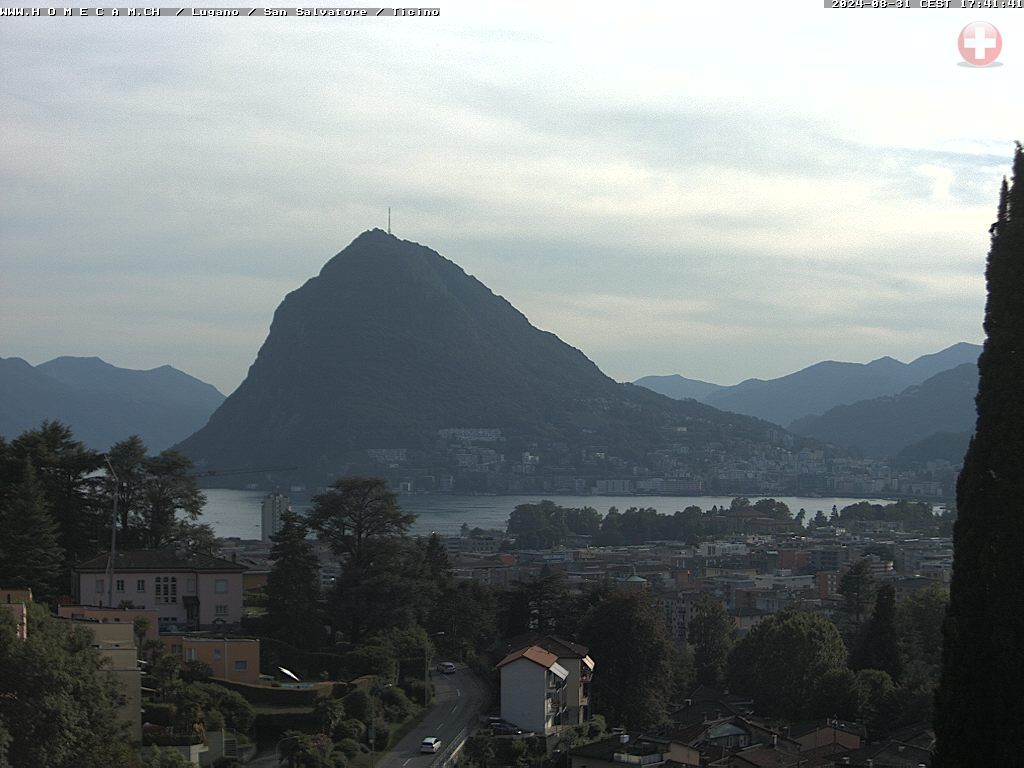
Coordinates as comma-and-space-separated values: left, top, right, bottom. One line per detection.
104, 457, 119, 609
387, 207, 391, 235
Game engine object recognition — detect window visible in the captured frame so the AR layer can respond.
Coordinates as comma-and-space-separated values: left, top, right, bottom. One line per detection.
215, 604, 228, 616
214, 579, 228, 594
234, 660, 248, 671
213, 649, 222, 660
185, 648, 198, 662
115, 579, 125, 593
155, 576, 178, 604
95, 579, 104, 593
136, 579, 145, 592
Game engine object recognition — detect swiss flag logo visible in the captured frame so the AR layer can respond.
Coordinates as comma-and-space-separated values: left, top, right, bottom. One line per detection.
959, 22, 1001, 66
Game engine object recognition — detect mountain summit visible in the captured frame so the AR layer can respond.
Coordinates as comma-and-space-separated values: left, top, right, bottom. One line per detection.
177, 231, 779, 481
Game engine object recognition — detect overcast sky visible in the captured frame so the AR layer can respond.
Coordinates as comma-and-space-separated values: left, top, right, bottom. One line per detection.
2, 3, 1021, 394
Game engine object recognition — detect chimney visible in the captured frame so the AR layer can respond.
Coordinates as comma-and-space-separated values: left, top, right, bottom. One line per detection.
770, 734, 777, 748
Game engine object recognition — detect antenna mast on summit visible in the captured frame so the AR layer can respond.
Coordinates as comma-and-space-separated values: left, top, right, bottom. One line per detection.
388, 207, 391, 235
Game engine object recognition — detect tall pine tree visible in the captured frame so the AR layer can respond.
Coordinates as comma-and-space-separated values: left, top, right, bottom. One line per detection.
0, 462, 65, 603
934, 143, 1024, 766
266, 510, 324, 650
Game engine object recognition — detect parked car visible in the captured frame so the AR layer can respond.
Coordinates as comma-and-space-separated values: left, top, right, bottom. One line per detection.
491, 721, 524, 735
420, 737, 441, 753
438, 661, 457, 674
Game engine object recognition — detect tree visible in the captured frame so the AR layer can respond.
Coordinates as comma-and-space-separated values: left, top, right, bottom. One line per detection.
308, 477, 415, 572
579, 589, 675, 731
753, 498, 791, 520
852, 584, 901, 681
688, 596, 734, 687
812, 510, 828, 528
726, 609, 848, 721
3, 421, 105, 564
0, 462, 65, 603
838, 558, 876, 627
144, 747, 194, 768
103, 437, 207, 551
266, 510, 324, 650
0, 604, 142, 768
935, 144, 1024, 767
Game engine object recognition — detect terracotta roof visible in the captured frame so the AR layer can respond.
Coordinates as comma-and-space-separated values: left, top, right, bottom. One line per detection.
496, 644, 559, 670
76, 550, 247, 573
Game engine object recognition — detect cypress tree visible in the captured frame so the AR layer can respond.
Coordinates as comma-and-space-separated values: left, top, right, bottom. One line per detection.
934, 143, 1024, 765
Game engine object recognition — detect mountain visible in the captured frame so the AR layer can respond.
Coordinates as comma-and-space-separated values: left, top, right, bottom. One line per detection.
177, 230, 790, 481
0, 356, 225, 451
632, 374, 723, 401
634, 342, 981, 426
895, 430, 973, 466
788, 363, 978, 457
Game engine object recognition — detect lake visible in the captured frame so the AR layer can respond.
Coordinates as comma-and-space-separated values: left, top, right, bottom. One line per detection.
200, 489, 896, 540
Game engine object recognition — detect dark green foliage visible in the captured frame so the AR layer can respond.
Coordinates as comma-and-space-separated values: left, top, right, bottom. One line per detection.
144, 746, 194, 767
726, 609, 848, 721
837, 558, 876, 627
103, 436, 210, 552
309, 477, 414, 571
853, 669, 900, 739
752, 498, 791, 519
0, 462, 65, 602
688, 596, 734, 687
2, 421, 104, 564
501, 572, 571, 636
579, 589, 675, 731
267, 510, 324, 650
506, 500, 601, 548
936, 143, 1024, 767
312, 697, 346, 737
277, 730, 340, 768
430, 579, 497, 662
309, 477, 419, 641
852, 584, 901, 681
0, 603, 142, 768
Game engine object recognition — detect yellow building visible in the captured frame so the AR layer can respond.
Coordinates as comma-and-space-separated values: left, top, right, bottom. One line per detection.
164, 635, 261, 685
62, 619, 143, 742
57, 604, 160, 645
0, 587, 32, 640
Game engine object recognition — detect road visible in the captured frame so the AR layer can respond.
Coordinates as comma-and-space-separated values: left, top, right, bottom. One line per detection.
375, 663, 486, 768
247, 664, 487, 768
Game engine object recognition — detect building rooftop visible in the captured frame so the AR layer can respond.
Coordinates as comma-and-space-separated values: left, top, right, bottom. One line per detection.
76, 550, 247, 573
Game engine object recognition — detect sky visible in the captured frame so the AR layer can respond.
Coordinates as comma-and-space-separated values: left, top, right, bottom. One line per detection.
2, 2, 1021, 395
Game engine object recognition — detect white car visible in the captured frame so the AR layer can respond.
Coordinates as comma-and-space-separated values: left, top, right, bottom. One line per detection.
438, 662, 457, 675
420, 737, 441, 754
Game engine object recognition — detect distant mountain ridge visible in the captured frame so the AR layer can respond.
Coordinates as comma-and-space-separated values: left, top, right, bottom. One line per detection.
0, 356, 224, 451
177, 230, 796, 483
789, 363, 979, 458
635, 342, 980, 426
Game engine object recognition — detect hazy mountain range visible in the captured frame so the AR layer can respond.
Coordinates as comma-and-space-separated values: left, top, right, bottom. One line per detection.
0, 356, 224, 451
789, 363, 978, 458
636, 343, 980, 457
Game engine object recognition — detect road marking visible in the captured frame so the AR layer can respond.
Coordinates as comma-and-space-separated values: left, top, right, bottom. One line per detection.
451, 705, 458, 713
438, 722, 445, 729
403, 760, 412, 766
456, 688, 462, 697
